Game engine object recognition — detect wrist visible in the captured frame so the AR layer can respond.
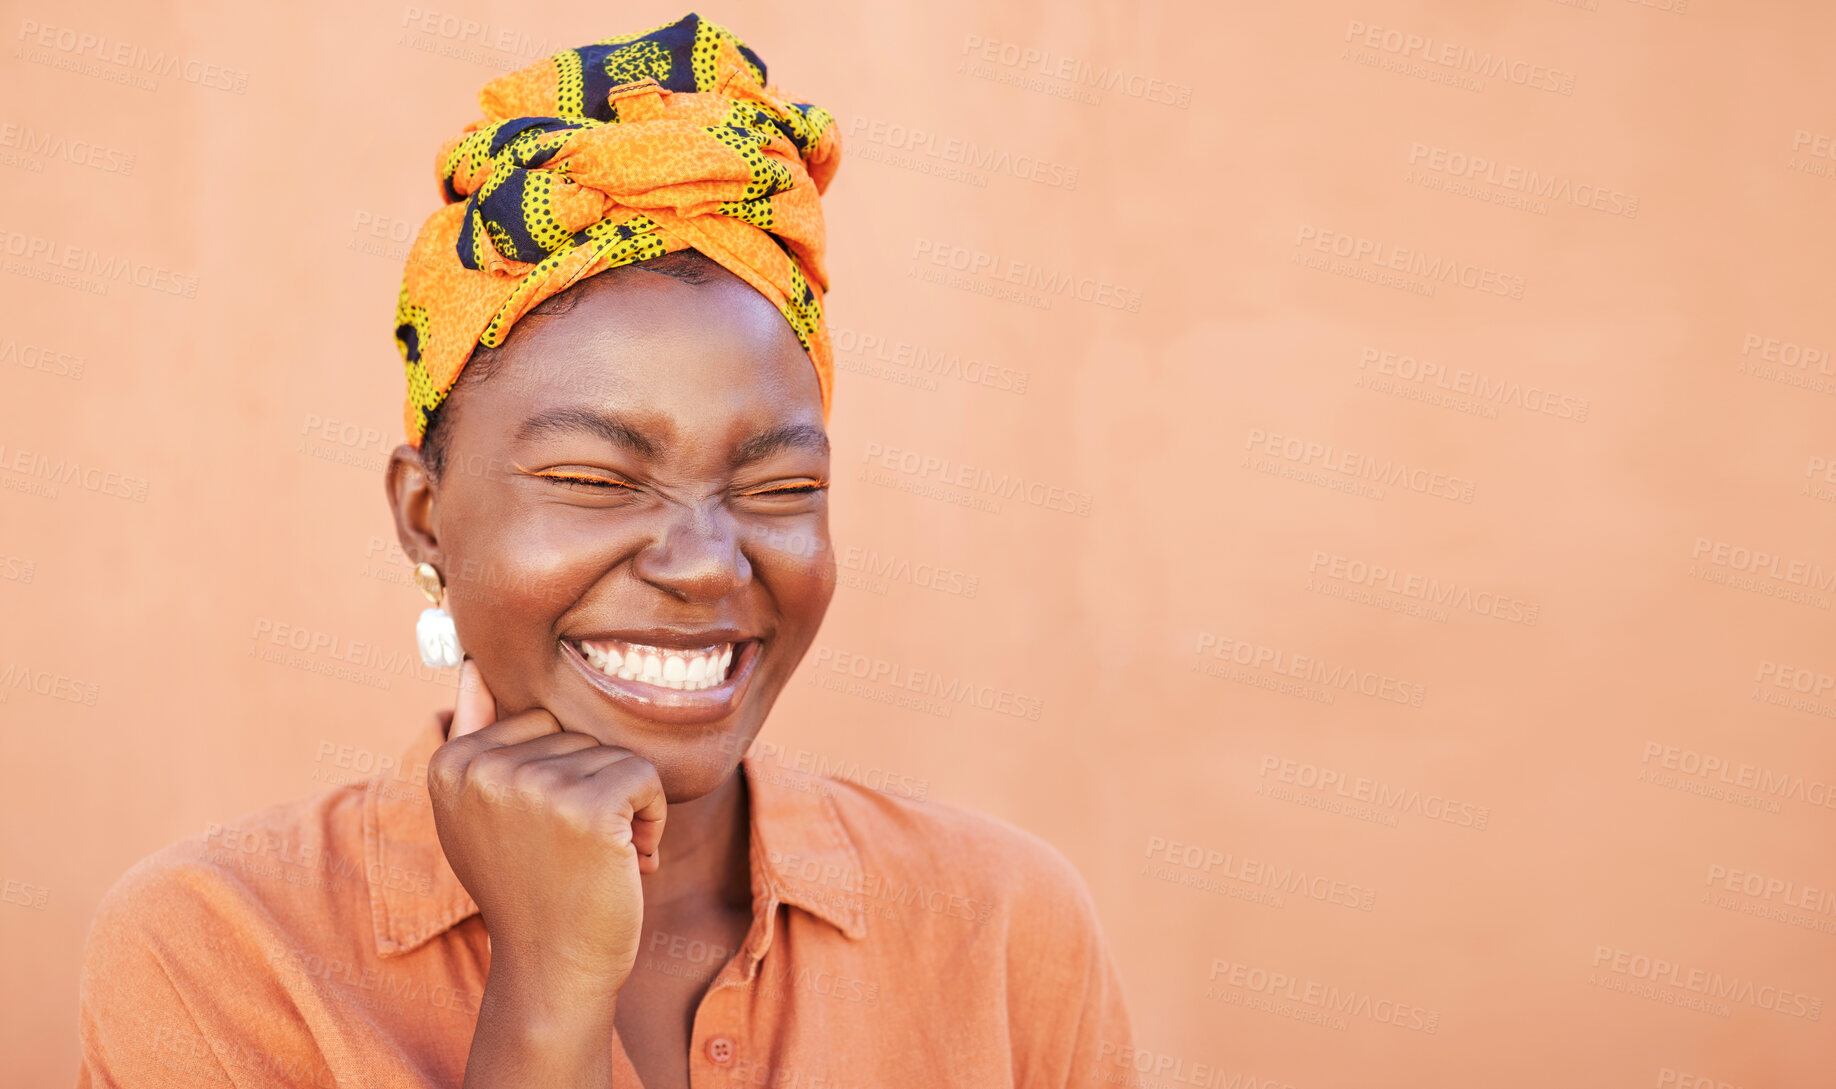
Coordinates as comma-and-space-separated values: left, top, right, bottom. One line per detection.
465, 974, 619, 1089
462, 984, 620, 1087
484, 942, 628, 1020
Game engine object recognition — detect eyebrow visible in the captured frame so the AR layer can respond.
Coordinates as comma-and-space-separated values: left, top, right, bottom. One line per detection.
515, 407, 663, 459
733, 424, 830, 466
513, 408, 828, 466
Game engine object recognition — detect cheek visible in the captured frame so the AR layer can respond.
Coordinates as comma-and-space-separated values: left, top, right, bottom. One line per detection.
444, 507, 634, 637
752, 521, 836, 622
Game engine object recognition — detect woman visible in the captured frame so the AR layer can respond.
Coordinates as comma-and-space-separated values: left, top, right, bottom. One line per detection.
77, 14, 1132, 1088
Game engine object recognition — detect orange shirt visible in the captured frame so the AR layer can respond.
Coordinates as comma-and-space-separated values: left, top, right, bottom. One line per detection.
77, 715, 1134, 1087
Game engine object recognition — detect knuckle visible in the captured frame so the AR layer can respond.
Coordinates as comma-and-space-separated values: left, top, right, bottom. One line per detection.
550, 796, 604, 837
426, 752, 465, 796
506, 764, 559, 807
463, 749, 512, 789
507, 759, 553, 787
612, 754, 660, 788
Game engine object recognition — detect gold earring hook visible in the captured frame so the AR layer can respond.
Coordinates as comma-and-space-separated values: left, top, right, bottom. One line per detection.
412, 562, 446, 608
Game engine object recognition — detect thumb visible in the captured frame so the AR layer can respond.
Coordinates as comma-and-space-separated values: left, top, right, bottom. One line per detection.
451, 658, 498, 738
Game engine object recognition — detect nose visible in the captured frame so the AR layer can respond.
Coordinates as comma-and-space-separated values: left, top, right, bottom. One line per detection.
630, 499, 751, 603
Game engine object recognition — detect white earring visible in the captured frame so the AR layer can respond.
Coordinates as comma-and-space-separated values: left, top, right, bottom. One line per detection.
413, 562, 464, 668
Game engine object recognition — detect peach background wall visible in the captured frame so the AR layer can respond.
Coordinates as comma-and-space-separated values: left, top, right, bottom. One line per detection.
3, 0, 1834, 1085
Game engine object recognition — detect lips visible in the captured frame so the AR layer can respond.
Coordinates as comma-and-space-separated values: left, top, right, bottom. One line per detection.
560, 631, 764, 726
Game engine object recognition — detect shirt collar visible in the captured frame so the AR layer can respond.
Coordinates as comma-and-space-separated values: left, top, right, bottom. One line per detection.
364, 714, 868, 959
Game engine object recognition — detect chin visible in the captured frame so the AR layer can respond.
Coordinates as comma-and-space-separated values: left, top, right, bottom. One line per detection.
554, 691, 779, 805
617, 729, 758, 804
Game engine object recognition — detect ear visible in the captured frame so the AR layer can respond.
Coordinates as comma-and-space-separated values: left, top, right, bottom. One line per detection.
384, 443, 441, 569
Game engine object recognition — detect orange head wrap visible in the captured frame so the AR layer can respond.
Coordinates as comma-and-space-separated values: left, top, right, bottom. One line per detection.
392, 12, 840, 445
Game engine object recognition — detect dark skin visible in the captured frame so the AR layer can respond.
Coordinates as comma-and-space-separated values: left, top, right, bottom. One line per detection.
383, 260, 836, 1089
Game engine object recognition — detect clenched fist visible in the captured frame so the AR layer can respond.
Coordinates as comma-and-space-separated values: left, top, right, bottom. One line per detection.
429, 659, 668, 1088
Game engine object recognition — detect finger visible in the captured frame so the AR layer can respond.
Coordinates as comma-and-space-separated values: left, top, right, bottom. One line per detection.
590, 758, 669, 863
526, 744, 640, 778
431, 708, 563, 790
464, 707, 564, 749
451, 660, 497, 739
490, 729, 603, 763
630, 805, 666, 868
506, 745, 639, 810
632, 817, 664, 875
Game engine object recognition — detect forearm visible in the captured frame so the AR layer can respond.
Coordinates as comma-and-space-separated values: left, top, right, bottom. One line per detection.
462, 959, 622, 1089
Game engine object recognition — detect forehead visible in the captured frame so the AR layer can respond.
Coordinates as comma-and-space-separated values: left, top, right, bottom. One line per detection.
465, 267, 825, 448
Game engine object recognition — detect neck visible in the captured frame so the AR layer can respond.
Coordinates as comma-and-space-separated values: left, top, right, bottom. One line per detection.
638, 766, 753, 922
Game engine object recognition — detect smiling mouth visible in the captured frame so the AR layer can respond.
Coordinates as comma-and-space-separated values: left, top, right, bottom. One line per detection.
560, 634, 764, 725
575, 638, 736, 691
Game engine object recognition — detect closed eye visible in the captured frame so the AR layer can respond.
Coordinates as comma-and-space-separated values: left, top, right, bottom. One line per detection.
514, 464, 636, 491
740, 480, 828, 497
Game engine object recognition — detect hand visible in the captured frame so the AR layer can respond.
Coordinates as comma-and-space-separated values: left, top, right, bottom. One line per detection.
428, 660, 666, 1087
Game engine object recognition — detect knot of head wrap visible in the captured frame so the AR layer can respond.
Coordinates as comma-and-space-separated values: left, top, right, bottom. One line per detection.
393, 12, 840, 445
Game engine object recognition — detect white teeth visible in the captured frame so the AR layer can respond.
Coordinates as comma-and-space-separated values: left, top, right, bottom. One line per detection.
575, 639, 738, 691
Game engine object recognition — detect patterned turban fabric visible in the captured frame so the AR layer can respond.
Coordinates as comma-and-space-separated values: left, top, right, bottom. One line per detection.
392, 12, 841, 445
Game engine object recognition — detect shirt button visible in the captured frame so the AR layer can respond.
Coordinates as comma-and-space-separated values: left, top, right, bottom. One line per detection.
705, 1035, 735, 1065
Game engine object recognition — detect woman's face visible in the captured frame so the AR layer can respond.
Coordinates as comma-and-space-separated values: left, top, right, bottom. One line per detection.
386, 264, 835, 801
